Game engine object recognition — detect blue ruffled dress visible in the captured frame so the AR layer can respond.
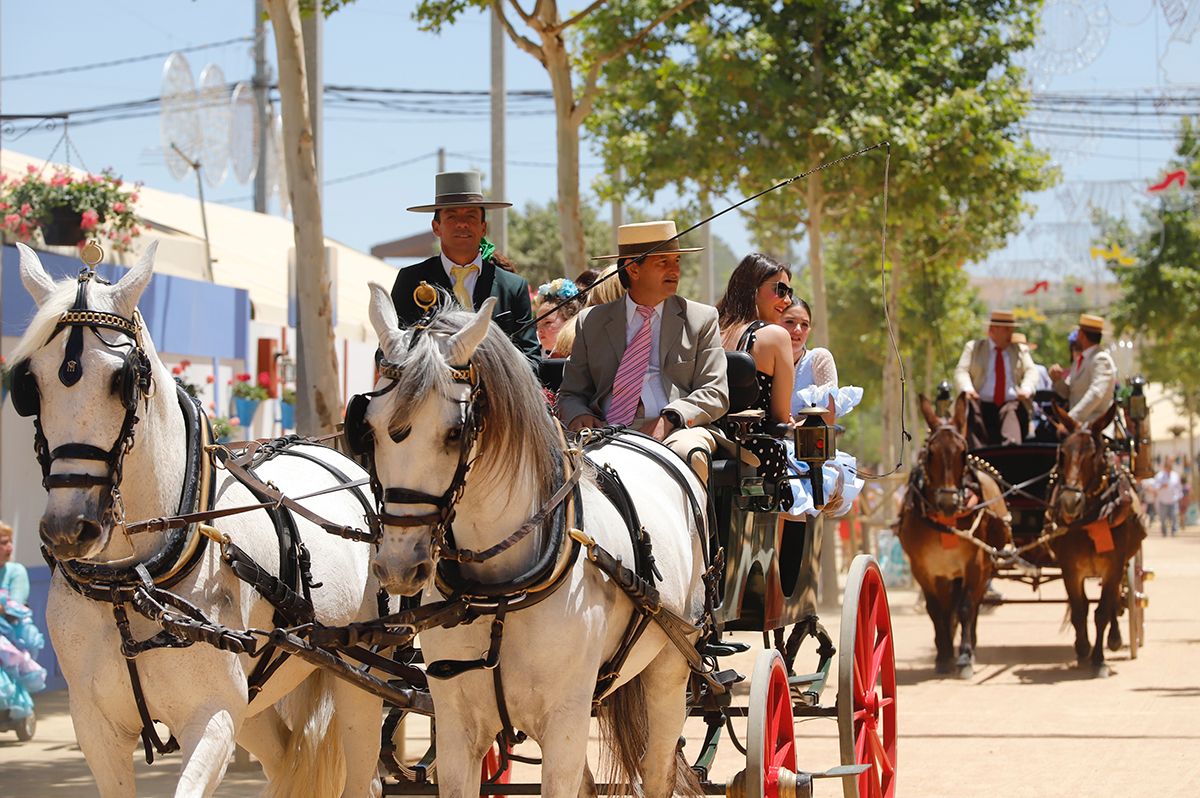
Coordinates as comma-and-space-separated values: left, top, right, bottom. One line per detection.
0, 589, 46, 720
783, 349, 865, 519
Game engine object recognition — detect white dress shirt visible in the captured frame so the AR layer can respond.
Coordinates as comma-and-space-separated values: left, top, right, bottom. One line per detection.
440, 250, 483, 298
600, 296, 668, 420
978, 340, 1017, 403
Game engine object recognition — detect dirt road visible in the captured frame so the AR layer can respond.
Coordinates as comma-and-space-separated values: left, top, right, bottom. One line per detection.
3, 529, 1197, 796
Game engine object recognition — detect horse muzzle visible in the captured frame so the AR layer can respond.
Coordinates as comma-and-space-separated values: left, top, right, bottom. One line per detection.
40, 512, 108, 561
934, 488, 962, 517
1056, 488, 1085, 523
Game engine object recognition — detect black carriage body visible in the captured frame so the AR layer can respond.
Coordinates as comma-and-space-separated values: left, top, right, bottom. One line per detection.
970, 442, 1058, 569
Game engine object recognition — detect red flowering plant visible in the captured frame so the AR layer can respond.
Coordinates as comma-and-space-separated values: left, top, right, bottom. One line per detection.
170, 359, 200, 398
0, 165, 142, 252
228, 371, 270, 401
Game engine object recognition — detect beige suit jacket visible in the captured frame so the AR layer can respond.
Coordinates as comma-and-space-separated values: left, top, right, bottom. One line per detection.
557, 294, 729, 428
1053, 346, 1117, 426
953, 338, 1038, 398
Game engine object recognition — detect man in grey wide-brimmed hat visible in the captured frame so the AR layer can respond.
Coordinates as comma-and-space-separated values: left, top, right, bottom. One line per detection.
390, 171, 540, 368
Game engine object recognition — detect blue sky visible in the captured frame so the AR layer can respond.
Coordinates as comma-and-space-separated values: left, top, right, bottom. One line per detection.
1, 0, 1196, 275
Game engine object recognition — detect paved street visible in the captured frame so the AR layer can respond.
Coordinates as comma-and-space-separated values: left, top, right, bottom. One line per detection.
3, 528, 1197, 796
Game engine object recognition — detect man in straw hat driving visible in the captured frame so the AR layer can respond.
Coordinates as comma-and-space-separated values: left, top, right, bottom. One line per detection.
390, 171, 541, 367
1049, 313, 1118, 428
953, 309, 1039, 447
558, 220, 729, 482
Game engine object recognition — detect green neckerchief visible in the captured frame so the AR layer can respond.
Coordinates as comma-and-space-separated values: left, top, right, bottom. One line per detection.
479, 237, 496, 262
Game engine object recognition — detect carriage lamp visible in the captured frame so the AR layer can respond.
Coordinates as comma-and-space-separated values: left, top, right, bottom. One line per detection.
794, 407, 838, 509
935, 380, 953, 418
1127, 376, 1148, 422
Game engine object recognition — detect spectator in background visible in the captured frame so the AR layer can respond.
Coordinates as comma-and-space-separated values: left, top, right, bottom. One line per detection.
0, 522, 29, 606
1153, 459, 1182, 537
533, 278, 584, 357
574, 268, 600, 291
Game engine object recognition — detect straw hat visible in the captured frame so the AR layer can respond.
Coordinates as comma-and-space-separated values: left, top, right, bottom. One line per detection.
1078, 313, 1106, 333
407, 171, 512, 212
988, 309, 1019, 328
592, 220, 702, 261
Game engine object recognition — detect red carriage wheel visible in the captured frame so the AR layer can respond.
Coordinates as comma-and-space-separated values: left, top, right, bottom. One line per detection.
838, 555, 897, 798
480, 740, 511, 797
743, 649, 798, 798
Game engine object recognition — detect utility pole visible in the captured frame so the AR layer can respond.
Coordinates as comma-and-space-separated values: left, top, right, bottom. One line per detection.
253, 0, 269, 213
489, 5, 507, 253
611, 165, 624, 253
437, 147, 446, 173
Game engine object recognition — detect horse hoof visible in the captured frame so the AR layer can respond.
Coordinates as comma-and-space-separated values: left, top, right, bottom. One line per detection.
935, 660, 954, 675
1093, 664, 1110, 679
1107, 633, 1122, 652
957, 663, 974, 680
1076, 658, 1091, 670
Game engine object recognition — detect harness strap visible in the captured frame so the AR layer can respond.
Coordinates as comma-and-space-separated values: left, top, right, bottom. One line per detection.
111, 600, 180, 764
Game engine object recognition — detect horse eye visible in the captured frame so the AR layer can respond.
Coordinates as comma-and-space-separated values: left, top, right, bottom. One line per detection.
388, 426, 411, 443
445, 426, 464, 445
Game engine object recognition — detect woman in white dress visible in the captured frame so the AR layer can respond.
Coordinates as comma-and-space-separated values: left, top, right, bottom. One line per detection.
778, 298, 864, 517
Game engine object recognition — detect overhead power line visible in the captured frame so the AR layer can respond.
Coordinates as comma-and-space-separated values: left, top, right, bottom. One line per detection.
1, 37, 254, 82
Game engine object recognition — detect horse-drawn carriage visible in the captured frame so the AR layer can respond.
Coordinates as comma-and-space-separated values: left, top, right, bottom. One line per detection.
900, 383, 1150, 679
9, 244, 895, 798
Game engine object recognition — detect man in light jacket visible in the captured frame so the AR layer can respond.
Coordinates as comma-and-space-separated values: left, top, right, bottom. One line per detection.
954, 309, 1038, 447
1049, 313, 1118, 429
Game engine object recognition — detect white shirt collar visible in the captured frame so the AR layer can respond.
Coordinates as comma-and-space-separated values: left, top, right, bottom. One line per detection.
625, 294, 664, 321
440, 249, 483, 277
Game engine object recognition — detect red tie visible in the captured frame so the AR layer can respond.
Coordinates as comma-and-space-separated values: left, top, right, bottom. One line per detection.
1074, 354, 1083, 373
993, 347, 1006, 405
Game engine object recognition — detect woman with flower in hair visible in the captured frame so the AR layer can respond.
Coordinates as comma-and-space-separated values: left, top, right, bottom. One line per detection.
533, 277, 584, 357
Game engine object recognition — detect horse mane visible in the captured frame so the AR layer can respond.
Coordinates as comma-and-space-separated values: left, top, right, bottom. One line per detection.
9, 278, 83, 364
387, 307, 560, 496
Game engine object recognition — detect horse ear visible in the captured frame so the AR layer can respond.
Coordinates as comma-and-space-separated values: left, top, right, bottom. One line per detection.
1092, 401, 1117, 438
368, 282, 399, 339
952, 392, 968, 433
918, 394, 940, 429
447, 297, 496, 365
111, 241, 157, 317
1052, 402, 1077, 433
16, 243, 57, 306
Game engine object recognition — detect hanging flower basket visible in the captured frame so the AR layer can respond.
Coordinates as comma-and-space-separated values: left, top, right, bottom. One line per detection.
40, 206, 86, 246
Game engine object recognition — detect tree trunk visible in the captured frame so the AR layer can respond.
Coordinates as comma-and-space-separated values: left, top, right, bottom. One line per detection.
881, 251, 903, 469
542, 37, 587, 277
805, 167, 829, 349
266, 0, 342, 434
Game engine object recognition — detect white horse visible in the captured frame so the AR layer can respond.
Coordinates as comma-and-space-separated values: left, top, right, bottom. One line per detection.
361, 284, 708, 797
11, 242, 382, 798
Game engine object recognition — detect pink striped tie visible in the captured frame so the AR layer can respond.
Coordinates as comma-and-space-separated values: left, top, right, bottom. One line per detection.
608, 304, 656, 426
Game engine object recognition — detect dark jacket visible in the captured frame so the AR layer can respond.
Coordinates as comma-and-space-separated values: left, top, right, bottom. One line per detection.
390, 255, 541, 369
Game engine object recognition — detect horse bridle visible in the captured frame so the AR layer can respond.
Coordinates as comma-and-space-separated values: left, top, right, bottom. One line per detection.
1051, 434, 1110, 513
11, 268, 154, 527
345, 321, 487, 560
913, 423, 970, 513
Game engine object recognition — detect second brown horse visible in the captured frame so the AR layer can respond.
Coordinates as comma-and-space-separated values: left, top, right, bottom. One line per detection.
899, 394, 1012, 678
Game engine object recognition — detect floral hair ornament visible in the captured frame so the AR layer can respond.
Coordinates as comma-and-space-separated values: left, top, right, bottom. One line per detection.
536, 278, 580, 302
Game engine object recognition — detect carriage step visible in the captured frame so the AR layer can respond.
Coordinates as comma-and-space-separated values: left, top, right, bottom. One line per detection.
713, 668, 745, 687
812, 764, 871, 779
703, 640, 751, 657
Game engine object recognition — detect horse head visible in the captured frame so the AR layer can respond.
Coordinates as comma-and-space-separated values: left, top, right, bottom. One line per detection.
1052, 402, 1116, 524
358, 284, 558, 596
918, 392, 970, 517
11, 242, 162, 560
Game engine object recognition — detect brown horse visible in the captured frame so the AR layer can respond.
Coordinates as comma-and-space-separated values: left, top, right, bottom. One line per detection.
898, 394, 1012, 677
1047, 402, 1147, 677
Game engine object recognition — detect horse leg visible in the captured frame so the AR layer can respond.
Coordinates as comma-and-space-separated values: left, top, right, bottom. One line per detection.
173, 703, 239, 798
1092, 575, 1120, 678
424, 706, 493, 798
1062, 571, 1091, 668
956, 560, 988, 679
924, 586, 954, 673
639, 652, 697, 798
70, 697, 139, 798
236, 707, 288, 783
539, 694, 593, 798
331, 671, 385, 798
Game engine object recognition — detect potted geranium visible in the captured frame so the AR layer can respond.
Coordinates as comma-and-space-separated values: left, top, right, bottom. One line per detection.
280, 387, 296, 431
211, 415, 240, 444
0, 165, 142, 251
171, 359, 200, 399
229, 372, 269, 430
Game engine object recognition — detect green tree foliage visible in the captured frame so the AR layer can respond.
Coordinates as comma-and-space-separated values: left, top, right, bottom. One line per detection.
1107, 118, 1200, 403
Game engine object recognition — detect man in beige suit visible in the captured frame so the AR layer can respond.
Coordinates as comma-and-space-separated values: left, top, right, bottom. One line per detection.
954, 309, 1038, 447
1049, 313, 1118, 428
558, 220, 729, 481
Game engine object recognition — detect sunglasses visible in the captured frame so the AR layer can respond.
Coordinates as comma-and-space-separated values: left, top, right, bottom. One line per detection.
772, 281, 794, 300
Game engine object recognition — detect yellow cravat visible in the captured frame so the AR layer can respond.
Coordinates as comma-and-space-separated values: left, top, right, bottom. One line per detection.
450, 264, 479, 311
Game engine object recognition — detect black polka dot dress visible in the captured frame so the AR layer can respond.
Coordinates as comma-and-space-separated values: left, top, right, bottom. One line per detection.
740, 323, 794, 511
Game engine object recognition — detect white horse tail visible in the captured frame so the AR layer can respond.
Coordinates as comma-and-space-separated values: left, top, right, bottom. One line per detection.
265, 670, 346, 798
596, 675, 703, 796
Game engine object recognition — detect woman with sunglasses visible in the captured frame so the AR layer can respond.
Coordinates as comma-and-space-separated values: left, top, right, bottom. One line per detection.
777, 295, 864, 519
716, 253, 797, 509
